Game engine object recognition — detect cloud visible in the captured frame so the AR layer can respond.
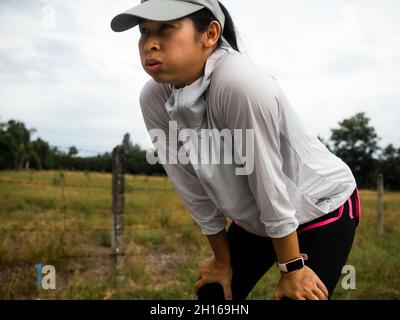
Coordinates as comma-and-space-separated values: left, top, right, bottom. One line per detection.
0, 0, 399, 157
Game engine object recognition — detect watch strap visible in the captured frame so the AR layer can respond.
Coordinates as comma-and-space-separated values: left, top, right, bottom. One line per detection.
277, 253, 308, 273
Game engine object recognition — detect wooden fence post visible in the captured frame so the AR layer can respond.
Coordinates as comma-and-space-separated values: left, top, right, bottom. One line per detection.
376, 173, 384, 235
111, 145, 125, 283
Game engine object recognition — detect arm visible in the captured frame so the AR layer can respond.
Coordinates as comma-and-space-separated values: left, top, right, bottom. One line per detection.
271, 231, 301, 265
272, 231, 329, 300
212, 58, 328, 299
194, 227, 233, 300
206, 228, 231, 265
140, 79, 233, 299
140, 79, 227, 235
212, 60, 299, 239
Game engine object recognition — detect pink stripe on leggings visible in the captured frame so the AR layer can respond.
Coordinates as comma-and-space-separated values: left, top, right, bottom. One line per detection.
297, 202, 345, 234
355, 187, 361, 225
348, 196, 354, 219
235, 188, 361, 232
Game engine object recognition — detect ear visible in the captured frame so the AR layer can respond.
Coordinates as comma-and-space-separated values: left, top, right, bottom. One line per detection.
202, 20, 222, 49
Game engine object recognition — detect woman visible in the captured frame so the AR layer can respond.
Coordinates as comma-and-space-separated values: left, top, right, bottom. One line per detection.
111, 0, 361, 300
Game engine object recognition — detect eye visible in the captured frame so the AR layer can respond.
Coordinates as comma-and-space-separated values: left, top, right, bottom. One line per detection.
160, 23, 172, 31
139, 27, 148, 34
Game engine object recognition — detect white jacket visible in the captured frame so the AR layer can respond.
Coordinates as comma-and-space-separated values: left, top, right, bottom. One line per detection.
139, 42, 357, 239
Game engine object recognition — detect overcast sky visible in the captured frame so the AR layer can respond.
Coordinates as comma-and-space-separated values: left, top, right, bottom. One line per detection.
1, 0, 399, 156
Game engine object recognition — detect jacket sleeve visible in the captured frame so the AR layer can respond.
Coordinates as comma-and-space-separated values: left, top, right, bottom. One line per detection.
139, 79, 227, 235
212, 58, 299, 238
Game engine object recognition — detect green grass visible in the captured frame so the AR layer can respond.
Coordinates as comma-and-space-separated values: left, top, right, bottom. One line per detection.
0, 170, 399, 299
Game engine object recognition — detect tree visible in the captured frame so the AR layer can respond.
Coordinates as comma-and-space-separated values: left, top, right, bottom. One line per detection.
68, 146, 78, 157
0, 131, 18, 169
0, 119, 40, 170
31, 138, 55, 169
329, 112, 380, 189
8, 120, 35, 169
121, 132, 165, 175
378, 144, 400, 190
0, 117, 6, 131
122, 133, 141, 154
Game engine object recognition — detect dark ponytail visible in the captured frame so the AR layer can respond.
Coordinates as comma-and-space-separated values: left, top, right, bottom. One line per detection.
188, 1, 240, 52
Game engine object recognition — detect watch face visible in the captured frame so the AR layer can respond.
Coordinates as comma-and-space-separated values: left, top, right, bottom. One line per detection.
286, 258, 304, 272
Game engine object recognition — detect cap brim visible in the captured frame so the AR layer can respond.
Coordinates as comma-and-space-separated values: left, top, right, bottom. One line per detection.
111, 0, 205, 32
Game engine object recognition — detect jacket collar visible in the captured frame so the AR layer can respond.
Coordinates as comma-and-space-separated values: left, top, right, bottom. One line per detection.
165, 36, 234, 131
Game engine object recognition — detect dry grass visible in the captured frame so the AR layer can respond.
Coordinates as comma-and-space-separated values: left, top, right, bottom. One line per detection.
0, 170, 399, 299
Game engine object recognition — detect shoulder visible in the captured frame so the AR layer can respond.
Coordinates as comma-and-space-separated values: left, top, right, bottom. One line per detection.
139, 78, 171, 129
209, 52, 280, 116
211, 51, 278, 93
139, 78, 171, 108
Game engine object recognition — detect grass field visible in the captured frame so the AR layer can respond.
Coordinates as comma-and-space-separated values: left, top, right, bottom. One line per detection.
0, 170, 399, 299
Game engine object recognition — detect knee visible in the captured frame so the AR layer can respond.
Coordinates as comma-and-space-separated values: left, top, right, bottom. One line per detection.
196, 283, 225, 300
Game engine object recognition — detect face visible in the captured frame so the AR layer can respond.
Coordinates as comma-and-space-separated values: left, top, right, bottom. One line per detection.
138, 17, 211, 88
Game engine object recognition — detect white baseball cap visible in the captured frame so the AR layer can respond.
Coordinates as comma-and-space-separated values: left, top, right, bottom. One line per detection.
111, 0, 225, 32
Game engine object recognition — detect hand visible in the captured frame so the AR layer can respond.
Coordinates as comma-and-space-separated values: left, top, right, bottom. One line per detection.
274, 265, 329, 300
194, 255, 233, 300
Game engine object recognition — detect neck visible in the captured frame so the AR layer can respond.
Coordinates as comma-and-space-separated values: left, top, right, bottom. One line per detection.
172, 46, 217, 89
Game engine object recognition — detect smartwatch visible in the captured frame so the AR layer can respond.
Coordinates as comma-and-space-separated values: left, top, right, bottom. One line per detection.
277, 253, 308, 273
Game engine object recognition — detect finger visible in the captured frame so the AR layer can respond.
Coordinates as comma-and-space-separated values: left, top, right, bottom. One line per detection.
292, 295, 307, 300
222, 284, 233, 300
313, 288, 327, 300
316, 281, 329, 299
305, 291, 320, 300
274, 289, 283, 300
194, 279, 205, 293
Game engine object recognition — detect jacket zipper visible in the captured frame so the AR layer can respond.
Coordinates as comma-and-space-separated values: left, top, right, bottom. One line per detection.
175, 90, 185, 130
176, 89, 227, 214
196, 124, 227, 215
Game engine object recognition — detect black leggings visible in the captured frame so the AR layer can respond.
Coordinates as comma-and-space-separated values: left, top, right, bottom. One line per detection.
196, 188, 361, 300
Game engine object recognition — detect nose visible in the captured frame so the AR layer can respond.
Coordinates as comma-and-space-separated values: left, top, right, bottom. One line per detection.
142, 35, 161, 53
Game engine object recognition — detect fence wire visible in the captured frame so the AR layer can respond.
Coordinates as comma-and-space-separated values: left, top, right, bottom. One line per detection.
0, 176, 217, 262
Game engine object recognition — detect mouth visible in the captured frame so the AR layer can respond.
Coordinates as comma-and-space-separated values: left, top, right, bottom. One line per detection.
145, 59, 163, 72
